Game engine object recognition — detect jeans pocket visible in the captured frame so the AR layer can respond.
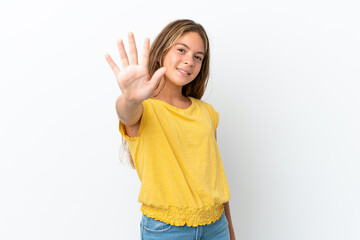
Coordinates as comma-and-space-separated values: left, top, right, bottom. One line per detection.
142, 214, 173, 233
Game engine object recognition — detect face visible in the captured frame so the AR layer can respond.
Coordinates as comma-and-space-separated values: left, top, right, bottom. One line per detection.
162, 32, 205, 88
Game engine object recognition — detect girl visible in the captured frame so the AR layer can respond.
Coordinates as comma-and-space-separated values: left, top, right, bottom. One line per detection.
105, 19, 235, 240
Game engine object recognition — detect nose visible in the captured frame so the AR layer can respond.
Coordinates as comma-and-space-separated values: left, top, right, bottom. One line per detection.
183, 54, 194, 66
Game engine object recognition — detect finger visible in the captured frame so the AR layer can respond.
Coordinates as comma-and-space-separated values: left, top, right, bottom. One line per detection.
117, 38, 129, 68
128, 32, 138, 65
104, 53, 120, 76
149, 67, 166, 88
141, 38, 150, 68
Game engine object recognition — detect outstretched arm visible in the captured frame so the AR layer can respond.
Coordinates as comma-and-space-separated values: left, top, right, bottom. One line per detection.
105, 32, 166, 126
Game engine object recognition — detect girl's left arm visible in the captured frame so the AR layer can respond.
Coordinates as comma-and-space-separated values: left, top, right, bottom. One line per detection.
224, 201, 236, 240
216, 130, 236, 239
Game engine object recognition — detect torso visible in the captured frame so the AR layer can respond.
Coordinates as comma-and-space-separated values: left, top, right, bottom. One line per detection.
124, 97, 192, 138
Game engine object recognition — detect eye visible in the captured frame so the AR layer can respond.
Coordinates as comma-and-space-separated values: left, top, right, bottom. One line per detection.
177, 48, 185, 53
195, 56, 202, 61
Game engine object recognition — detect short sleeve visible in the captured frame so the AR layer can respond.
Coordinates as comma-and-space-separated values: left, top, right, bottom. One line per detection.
204, 102, 219, 129
213, 109, 219, 129
118, 101, 146, 141
119, 120, 138, 140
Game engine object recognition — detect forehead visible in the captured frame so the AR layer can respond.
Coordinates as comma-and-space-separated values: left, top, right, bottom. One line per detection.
173, 32, 205, 52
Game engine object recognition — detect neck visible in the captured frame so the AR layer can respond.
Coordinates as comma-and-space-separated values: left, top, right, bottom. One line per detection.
153, 78, 187, 102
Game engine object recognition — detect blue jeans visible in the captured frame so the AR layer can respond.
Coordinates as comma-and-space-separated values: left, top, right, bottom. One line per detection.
140, 210, 230, 240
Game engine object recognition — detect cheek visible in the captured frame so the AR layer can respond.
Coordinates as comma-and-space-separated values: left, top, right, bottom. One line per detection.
172, 55, 182, 65
163, 53, 181, 67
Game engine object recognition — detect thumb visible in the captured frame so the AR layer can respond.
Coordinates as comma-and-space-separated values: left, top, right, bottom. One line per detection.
149, 67, 166, 88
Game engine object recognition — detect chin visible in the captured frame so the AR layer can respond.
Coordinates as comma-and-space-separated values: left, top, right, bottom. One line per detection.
178, 79, 195, 87
166, 76, 194, 87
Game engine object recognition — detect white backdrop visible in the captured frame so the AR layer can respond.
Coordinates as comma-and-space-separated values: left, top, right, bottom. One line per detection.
1, 0, 359, 239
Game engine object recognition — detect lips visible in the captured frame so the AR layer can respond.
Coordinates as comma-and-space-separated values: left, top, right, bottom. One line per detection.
176, 68, 191, 76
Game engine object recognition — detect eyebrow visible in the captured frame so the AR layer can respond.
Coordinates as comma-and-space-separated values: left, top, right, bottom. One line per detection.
175, 43, 205, 55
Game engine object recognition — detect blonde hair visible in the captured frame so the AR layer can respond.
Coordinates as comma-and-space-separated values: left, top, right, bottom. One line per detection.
120, 19, 210, 169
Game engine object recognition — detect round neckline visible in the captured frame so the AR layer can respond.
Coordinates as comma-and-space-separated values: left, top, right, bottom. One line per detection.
150, 96, 194, 110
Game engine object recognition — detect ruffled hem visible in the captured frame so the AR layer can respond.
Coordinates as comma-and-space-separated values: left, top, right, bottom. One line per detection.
140, 203, 225, 227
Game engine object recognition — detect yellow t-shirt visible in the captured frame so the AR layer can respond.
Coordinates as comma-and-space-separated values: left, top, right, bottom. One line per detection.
119, 96, 231, 227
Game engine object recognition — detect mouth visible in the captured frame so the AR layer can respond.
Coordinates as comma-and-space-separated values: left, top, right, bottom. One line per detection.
176, 68, 191, 76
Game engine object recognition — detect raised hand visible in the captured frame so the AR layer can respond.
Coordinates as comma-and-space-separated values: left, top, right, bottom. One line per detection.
105, 32, 166, 104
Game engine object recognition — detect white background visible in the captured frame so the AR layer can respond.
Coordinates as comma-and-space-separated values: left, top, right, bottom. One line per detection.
1, 0, 359, 239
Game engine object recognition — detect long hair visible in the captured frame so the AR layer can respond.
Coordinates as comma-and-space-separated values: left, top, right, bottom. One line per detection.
120, 19, 210, 169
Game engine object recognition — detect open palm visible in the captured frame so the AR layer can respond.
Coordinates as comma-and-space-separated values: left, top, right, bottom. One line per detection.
105, 32, 166, 103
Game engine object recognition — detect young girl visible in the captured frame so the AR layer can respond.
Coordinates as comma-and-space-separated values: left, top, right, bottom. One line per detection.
105, 19, 235, 240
